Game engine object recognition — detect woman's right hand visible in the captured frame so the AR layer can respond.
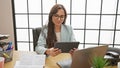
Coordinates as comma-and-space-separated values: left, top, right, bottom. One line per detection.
45, 48, 61, 57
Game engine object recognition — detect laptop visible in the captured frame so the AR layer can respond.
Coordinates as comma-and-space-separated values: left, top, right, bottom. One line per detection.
54, 42, 80, 53
71, 45, 108, 68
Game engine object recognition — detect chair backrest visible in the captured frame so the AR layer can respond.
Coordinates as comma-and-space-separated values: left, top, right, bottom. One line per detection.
107, 47, 120, 54
32, 27, 42, 51
106, 47, 120, 65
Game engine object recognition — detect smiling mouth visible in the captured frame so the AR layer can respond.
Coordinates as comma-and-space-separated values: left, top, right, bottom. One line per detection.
57, 22, 62, 24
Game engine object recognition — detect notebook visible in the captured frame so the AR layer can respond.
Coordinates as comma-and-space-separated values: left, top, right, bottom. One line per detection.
54, 42, 80, 53
71, 45, 108, 68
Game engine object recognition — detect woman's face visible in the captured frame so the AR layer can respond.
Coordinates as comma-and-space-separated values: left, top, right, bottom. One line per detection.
52, 9, 65, 27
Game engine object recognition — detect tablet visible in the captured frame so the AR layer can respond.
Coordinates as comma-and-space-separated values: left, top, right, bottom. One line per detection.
54, 42, 80, 53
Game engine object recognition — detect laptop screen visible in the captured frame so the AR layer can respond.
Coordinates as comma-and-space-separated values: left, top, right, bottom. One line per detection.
71, 45, 108, 68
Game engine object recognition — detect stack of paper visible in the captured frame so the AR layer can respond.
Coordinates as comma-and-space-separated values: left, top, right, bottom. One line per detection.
14, 54, 46, 68
0, 34, 9, 40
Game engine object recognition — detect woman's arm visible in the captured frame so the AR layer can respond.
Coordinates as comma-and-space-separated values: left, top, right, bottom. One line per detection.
35, 27, 61, 56
69, 26, 76, 41
35, 29, 47, 54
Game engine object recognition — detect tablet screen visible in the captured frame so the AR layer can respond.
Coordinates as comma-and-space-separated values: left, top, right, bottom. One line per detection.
54, 42, 80, 53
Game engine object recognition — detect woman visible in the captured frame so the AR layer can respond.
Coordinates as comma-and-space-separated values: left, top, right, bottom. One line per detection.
35, 4, 76, 57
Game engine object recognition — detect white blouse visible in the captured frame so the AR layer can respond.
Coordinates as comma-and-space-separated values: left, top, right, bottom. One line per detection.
56, 32, 61, 42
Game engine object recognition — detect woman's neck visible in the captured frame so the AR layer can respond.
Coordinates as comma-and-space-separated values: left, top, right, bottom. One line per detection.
55, 25, 61, 32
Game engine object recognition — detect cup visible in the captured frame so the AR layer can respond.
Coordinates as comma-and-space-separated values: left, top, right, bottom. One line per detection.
0, 57, 4, 68
118, 62, 120, 68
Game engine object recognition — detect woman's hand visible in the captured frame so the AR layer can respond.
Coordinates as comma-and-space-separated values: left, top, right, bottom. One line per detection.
69, 48, 78, 57
45, 48, 61, 57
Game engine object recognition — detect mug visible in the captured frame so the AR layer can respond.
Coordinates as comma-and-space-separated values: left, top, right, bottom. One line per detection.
118, 62, 120, 68
0, 57, 4, 68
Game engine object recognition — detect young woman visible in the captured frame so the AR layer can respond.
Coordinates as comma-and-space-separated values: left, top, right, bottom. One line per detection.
35, 4, 76, 57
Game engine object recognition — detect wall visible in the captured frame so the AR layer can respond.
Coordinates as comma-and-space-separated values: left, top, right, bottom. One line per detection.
0, 0, 15, 48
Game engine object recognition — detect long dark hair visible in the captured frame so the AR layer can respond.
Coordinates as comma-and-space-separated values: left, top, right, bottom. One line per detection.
46, 4, 67, 48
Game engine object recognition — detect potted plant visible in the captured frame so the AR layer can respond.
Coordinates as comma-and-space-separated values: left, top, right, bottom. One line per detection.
91, 56, 110, 68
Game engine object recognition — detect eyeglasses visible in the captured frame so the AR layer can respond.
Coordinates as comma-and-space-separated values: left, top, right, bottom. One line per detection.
53, 14, 65, 20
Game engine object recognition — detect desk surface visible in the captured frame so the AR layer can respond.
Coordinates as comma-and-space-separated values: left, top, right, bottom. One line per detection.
4, 51, 117, 68
4, 51, 71, 68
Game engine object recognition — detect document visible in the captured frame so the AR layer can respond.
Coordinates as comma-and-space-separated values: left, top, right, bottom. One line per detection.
57, 58, 72, 68
14, 54, 46, 68
14, 61, 44, 68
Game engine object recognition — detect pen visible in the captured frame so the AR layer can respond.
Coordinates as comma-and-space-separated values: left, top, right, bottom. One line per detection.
6, 42, 12, 51
3, 53, 10, 58
0, 47, 3, 51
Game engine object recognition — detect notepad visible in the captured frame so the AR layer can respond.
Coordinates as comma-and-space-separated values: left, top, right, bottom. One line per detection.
14, 54, 46, 68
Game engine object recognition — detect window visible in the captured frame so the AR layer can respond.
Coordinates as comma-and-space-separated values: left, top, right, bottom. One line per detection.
12, 0, 120, 51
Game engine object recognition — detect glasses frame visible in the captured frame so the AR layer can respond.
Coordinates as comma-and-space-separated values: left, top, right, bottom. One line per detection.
53, 14, 65, 20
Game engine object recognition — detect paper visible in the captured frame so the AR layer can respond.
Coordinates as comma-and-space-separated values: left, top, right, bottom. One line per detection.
0, 34, 9, 39
14, 54, 46, 68
57, 58, 72, 68
0, 34, 9, 37
14, 61, 44, 68
20, 54, 45, 65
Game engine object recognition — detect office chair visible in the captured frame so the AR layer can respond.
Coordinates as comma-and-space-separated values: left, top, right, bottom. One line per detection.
107, 47, 120, 54
32, 27, 42, 51
106, 47, 120, 65
106, 47, 120, 58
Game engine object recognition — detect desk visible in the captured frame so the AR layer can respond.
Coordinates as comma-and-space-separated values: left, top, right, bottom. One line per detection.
4, 51, 71, 68
4, 51, 36, 68
4, 51, 117, 68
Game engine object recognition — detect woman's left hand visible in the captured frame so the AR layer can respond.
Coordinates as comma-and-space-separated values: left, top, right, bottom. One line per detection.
69, 48, 78, 57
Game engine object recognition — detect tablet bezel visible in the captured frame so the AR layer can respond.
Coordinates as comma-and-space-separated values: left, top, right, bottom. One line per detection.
54, 42, 80, 53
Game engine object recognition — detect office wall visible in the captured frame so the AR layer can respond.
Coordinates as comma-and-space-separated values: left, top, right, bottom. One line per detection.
0, 0, 15, 47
